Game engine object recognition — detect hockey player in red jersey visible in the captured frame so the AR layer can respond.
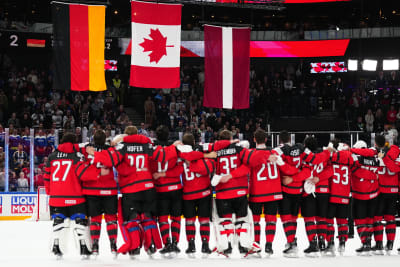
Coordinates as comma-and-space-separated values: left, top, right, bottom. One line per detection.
86, 126, 179, 258
179, 133, 214, 257
325, 140, 353, 256
350, 140, 382, 256
150, 126, 184, 258
274, 131, 327, 257
372, 135, 399, 255
78, 130, 118, 257
247, 129, 299, 257
299, 137, 332, 257
43, 132, 93, 259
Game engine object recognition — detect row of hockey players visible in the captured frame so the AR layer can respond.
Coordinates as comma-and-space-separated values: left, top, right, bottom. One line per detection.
43, 126, 400, 259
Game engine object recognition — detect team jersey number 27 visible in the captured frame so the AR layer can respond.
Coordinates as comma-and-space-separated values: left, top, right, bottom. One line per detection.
52, 160, 73, 181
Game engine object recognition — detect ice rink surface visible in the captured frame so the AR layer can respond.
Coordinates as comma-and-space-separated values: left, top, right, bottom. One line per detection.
2, 219, 400, 267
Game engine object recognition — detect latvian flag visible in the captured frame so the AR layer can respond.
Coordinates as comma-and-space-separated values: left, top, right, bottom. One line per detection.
130, 0, 182, 89
203, 25, 250, 109
52, 2, 106, 91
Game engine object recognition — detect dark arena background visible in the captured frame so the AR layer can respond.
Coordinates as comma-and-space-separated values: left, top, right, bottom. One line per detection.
1, 0, 400, 266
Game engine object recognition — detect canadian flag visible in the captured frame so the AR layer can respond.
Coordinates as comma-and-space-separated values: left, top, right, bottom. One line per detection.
203, 25, 250, 109
130, 0, 182, 88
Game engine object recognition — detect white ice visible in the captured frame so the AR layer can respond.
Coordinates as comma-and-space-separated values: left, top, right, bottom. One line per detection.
2, 219, 400, 267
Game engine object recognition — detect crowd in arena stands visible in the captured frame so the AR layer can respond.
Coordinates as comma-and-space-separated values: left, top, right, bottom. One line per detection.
0, 65, 127, 191
0, 61, 400, 191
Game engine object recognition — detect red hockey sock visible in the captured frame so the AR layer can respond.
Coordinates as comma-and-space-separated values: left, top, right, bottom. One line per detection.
326, 218, 335, 242
105, 214, 118, 241
316, 216, 328, 240
373, 216, 384, 242
265, 214, 277, 243
281, 214, 296, 243
90, 215, 102, 241
253, 214, 261, 243
336, 218, 349, 241
366, 217, 374, 240
158, 215, 170, 245
384, 215, 396, 241
355, 218, 368, 243
170, 216, 181, 242
185, 218, 196, 241
199, 217, 210, 242
304, 217, 317, 242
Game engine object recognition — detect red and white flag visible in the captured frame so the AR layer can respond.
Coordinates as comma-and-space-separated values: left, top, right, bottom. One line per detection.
203, 25, 250, 109
130, 0, 181, 88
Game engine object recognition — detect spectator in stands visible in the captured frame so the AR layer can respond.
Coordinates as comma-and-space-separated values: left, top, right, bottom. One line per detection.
144, 96, 156, 126
387, 105, 397, 125
38, 156, 48, 172
17, 171, 28, 192
375, 108, 385, 132
34, 168, 44, 190
365, 109, 374, 132
0, 168, 5, 191
20, 112, 32, 128
0, 90, 8, 123
12, 143, 28, 172
35, 129, 47, 164
8, 112, 20, 128
138, 122, 149, 137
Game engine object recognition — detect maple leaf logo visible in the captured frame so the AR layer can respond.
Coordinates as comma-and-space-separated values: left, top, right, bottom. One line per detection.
139, 28, 173, 64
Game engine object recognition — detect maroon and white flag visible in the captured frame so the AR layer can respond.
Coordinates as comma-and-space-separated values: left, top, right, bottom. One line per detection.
130, 0, 181, 88
203, 25, 250, 109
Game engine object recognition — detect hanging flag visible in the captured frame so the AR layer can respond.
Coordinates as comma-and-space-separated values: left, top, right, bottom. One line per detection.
130, 0, 182, 89
203, 25, 250, 109
52, 2, 106, 92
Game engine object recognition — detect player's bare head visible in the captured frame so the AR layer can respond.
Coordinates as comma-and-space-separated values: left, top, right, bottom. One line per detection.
375, 134, 385, 148
254, 129, 267, 145
61, 132, 76, 144
280, 130, 290, 143
182, 133, 195, 147
93, 130, 106, 146
219, 130, 232, 140
156, 125, 169, 142
124, 126, 138, 135
304, 136, 318, 152
331, 138, 340, 150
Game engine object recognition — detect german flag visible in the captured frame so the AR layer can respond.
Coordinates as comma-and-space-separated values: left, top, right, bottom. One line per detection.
52, 2, 106, 92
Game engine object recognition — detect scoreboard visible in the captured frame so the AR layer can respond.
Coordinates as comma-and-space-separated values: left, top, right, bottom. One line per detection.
0, 31, 117, 52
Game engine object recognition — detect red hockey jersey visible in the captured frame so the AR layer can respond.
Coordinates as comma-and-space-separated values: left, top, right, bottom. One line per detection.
301, 150, 333, 195
44, 143, 88, 207
329, 150, 353, 204
351, 148, 380, 200
376, 147, 399, 194
247, 148, 299, 203
180, 151, 215, 200
93, 134, 177, 194
79, 144, 118, 196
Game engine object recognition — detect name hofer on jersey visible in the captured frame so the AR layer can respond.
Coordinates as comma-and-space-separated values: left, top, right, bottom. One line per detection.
127, 145, 144, 153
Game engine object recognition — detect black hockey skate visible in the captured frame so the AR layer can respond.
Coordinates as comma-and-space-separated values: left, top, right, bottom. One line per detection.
80, 240, 91, 260
52, 240, 63, 260
110, 238, 117, 258
372, 241, 384, 256
265, 242, 273, 257
171, 237, 181, 254
356, 238, 371, 256
186, 238, 196, 258
129, 247, 140, 259
147, 242, 157, 258
304, 237, 319, 258
385, 240, 393, 255
283, 239, 298, 258
201, 238, 212, 258
318, 236, 326, 252
238, 243, 248, 254
160, 238, 173, 258
323, 241, 335, 257
91, 239, 99, 256
338, 236, 346, 255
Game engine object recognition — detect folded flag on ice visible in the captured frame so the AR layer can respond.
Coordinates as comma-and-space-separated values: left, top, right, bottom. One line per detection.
130, 0, 182, 89
203, 25, 250, 109
52, 2, 106, 92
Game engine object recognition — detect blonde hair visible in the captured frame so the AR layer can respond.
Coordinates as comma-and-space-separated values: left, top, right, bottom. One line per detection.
124, 126, 138, 135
